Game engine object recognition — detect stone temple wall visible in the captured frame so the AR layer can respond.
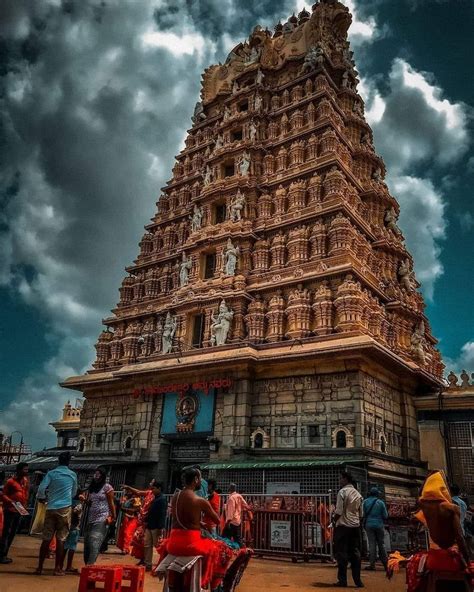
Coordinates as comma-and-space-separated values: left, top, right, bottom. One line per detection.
78, 391, 163, 462
212, 371, 418, 462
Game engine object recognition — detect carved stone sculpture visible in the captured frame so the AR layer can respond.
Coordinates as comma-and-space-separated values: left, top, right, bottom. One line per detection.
249, 120, 258, 142
384, 207, 401, 234
447, 371, 458, 387
254, 93, 263, 112
237, 152, 251, 176
161, 312, 177, 354
179, 253, 192, 287
210, 300, 234, 346
203, 165, 213, 186
190, 205, 203, 233
224, 238, 240, 275
192, 101, 206, 124
300, 44, 324, 73
398, 259, 415, 291
229, 189, 245, 222
460, 369, 470, 388
410, 321, 426, 365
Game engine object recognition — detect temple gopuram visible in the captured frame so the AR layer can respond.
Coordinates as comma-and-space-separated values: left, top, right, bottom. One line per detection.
62, 0, 444, 498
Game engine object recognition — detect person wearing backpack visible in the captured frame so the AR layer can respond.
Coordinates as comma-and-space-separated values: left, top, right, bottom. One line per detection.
363, 487, 388, 571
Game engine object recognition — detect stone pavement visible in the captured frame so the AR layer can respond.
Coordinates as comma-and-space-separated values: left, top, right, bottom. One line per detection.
0, 535, 406, 592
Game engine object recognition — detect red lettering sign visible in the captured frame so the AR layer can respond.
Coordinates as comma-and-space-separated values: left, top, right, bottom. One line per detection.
132, 378, 232, 398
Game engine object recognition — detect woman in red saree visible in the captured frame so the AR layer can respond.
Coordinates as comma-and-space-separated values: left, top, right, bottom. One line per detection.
116, 493, 141, 554
122, 479, 159, 562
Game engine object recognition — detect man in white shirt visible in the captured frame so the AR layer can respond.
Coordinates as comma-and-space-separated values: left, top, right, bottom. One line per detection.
332, 471, 364, 588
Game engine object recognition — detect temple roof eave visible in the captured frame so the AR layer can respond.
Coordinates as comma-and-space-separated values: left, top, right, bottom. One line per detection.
61, 333, 442, 392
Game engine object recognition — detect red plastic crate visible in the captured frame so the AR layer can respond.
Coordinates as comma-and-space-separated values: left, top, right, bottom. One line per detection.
78, 565, 123, 592
113, 565, 145, 592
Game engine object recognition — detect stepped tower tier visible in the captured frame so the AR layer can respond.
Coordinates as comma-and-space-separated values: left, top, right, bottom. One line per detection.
63, 1, 443, 497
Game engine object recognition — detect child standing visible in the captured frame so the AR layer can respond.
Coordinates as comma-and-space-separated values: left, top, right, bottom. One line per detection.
64, 493, 84, 573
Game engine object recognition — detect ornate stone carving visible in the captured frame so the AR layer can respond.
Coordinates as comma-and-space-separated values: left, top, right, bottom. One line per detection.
192, 101, 206, 124
237, 151, 251, 176
270, 231, 286, 269
246, 296, 266, 343
310, 220, 327, 259
300, 43, 324, 73
411, 321, 426, 365
252, 238, 270, 271
203, 165, 213, 186
223, 238, 240, 276
334, 274, 365, 332
398, 259, 416, 291
313, 281, 333, 336
286, 284, 311, 339
229, 189, 245, 222
190, 204, 203, 233
384, 207, 401, 235
179, 252, 192, 287
266, 291, 285, 342
161, 312, 177, 354
210, 300, 234, 346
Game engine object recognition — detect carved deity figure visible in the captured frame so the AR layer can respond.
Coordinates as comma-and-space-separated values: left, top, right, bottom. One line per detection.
342, 71, 352, 89
460, 370, 470, 388
210, 300, 234, 346
384, 207, 400, 234
447, 371, 458, 387
353, 101, 364, 118
203, 165, 213, 186
245, 45, 260, 64
192, 101, 206, 124
215, 134, 223, 150
360, 131, 373, 147
256, 68, 265, 86
249, 120, 258, 142
161, 312, 177, 354
224, 238, 240, 275
223, 105, 231, 120
237, 152, 251, 176
190, 204, 203, 233
300, 44, 324, 73
229, 190, 246, 222
398, 259, 415, 291
372, 167, 383, 182
179, 252, 192, 287
254, 93, 263, 112
411, 321, 426, 364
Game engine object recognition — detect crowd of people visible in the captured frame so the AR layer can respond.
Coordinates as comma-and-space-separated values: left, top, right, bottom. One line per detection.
0, 458, 472, 588
0, 458, 250, 579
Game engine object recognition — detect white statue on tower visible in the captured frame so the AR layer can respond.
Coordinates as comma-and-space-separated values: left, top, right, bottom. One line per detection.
229, 190, 245, 222
203, 165, 213, 186
161, 312, 177, 354
210, 300, 234, 346
398, 259, 415, 291
190, 204, 203, 233
224, 238, 240, 275
179, 252, 192, 287
237, 152, 251, 176
384, 207, 400, 234
249, 120, 258, 142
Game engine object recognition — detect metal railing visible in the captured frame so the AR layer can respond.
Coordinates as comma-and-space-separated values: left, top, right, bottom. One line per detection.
240, 494, 333, 560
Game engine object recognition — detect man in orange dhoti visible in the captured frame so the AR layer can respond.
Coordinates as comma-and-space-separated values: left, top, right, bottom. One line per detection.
157, 468, 233, 590
387, 471, 472, 591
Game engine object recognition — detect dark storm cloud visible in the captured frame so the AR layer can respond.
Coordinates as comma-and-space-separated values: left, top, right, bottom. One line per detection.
0, 0, 300, 448
155, 0, 293, 42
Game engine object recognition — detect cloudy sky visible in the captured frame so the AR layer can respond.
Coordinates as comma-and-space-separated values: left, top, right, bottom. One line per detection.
0, 0, 473, 449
